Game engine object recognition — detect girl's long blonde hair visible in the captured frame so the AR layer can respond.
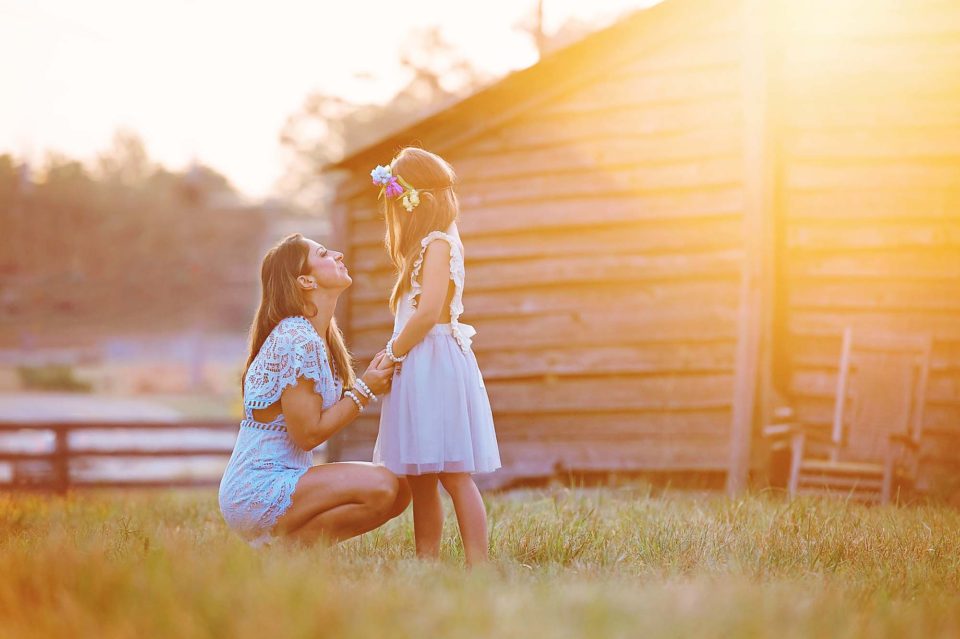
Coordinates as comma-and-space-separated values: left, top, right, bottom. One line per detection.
383, 147, 459, 313
242, 233, 355, 395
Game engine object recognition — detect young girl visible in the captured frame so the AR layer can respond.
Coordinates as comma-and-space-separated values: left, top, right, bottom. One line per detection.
370, 147, 500, 566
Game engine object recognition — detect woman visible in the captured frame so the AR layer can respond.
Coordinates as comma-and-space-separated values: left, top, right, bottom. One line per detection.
219, 233, 410, 547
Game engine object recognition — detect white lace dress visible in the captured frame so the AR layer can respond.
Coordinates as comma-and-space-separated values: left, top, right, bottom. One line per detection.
219, 316, 342, 547
373, 228, 501, 475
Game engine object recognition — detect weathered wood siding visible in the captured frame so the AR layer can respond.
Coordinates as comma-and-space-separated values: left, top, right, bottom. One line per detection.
330, 1, 750, 480
777, 0, 960, 489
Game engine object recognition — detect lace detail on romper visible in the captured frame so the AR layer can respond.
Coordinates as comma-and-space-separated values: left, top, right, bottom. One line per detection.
243, 316, 342, 416
219, 316, 342, 547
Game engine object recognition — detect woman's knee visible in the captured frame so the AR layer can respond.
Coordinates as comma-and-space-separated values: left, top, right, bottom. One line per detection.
365, 467, 400, 511
387, 477, 412, 518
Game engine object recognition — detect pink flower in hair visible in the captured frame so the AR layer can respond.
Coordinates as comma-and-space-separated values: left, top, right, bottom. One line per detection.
384, 177, 404, 198
370, 163, 423, 211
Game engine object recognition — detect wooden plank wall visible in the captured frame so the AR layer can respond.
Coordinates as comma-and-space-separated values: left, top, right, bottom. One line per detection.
330, 6, 749, 482
777, 0, 960, 490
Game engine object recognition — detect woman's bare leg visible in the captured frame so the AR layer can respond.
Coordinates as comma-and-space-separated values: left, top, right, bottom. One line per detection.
407, 473, 443, 559
272, 462, 408, 545
387, 476, 412, 520
438, 472, 488, 566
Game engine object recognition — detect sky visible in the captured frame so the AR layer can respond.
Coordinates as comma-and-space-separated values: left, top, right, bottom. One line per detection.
0, 0, 659, 198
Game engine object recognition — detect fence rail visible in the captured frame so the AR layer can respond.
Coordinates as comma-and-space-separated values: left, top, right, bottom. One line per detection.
0, 421, 237, 492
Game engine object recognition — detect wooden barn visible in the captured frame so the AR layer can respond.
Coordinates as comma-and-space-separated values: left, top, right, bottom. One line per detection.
326, 0, 960, 491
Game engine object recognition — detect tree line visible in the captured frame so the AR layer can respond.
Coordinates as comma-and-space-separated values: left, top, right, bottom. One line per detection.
0, 132, 268, 334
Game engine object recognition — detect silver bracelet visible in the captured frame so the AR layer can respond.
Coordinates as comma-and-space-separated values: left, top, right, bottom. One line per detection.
355, 378, 379, 403
385, 338, 407, 363
343, 389, 364, 412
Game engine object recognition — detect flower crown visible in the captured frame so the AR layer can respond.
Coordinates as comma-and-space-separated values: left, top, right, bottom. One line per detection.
370, 165, 453, 213
370, 164, 424, 212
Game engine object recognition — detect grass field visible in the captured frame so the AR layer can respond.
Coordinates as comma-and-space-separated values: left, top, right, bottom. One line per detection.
1, 486, 959, 638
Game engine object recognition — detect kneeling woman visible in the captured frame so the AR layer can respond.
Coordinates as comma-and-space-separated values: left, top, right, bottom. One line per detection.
220, 233, 409, 547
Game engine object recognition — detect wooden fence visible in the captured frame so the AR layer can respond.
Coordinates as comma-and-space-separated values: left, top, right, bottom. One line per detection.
0, 421, 236, 492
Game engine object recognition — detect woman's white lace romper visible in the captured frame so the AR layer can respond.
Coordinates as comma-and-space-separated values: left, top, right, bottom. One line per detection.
373, 228, 501, 475
219, 316, 342, 547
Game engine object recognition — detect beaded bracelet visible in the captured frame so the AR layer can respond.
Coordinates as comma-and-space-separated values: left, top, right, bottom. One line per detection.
385, 338, 407, 363
343, 389, 364, 412
355, 378, 379, 403
354, 384, 372, 402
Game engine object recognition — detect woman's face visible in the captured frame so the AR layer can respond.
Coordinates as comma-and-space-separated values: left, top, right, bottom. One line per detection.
302, 239, 351, 291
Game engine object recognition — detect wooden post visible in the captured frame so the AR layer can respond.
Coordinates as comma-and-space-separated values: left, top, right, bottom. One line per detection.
52, 425, 70, 494
788, 431, 804, 497
327, 198, 351, 463
535, 0, 546, 58
830, 327, 854, 463
727, 0, 778, 495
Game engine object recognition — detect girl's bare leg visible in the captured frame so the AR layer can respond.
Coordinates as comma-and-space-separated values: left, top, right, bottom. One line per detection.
407, 473, 444, 559
438, 472, 488, 566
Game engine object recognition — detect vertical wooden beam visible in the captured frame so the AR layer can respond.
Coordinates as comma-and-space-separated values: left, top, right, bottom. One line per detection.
53, 425, 70, 494
727, 0, 778, 495
327, 192, 352, 463
788, 431, 804, 497
830, 327, 854, 463
330, 198, 353, 345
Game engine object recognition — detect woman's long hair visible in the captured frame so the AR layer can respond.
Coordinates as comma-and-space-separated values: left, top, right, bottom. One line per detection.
242, 233, 355, 396
383, 147, 458, 313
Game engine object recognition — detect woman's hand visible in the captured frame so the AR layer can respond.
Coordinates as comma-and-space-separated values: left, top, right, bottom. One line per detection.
362, 352, 393, 396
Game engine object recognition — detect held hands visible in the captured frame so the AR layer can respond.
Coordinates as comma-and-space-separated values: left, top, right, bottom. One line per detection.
361, 351, 393, 396
376, 350, 397, 371
376, 342, 405, 377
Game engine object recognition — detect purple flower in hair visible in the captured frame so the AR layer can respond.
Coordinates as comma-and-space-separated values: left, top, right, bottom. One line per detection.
384, 177, 404, 198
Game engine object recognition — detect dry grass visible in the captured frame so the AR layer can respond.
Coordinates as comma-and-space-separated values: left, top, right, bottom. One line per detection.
1, 486, 958, 638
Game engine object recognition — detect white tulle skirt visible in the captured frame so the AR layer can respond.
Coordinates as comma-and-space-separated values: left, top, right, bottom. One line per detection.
373, 323, 501, 476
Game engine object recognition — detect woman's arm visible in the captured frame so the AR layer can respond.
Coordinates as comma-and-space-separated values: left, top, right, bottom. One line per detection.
390, 240, 453, 358
281, 379, 362, 450
282, 353, 392, 450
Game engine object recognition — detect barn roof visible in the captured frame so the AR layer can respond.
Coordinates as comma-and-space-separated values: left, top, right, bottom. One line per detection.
328, 0, 722, 171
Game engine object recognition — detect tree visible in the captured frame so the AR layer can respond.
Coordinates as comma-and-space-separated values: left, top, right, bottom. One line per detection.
514, 4, 600, 58
0, 133, 261, 332
95, 129, 152, 188
278, 26, 492, 212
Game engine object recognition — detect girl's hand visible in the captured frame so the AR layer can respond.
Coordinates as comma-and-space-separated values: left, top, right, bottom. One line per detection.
362, 354, 393, 396
366, 351, 386, 374
376, 352, 396, 371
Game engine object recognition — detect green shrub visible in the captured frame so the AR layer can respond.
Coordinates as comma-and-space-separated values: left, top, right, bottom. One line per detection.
16, 364, 92, 392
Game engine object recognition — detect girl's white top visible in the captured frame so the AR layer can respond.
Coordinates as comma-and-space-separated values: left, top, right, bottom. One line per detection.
393, 227, 475, 352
